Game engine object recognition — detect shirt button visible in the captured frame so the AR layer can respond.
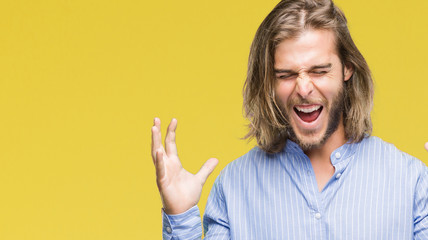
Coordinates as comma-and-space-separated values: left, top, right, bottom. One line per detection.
166, 226, 172, 233
336, 173, 342, 179
335, 152, 341, 159
315, 213, 321, 219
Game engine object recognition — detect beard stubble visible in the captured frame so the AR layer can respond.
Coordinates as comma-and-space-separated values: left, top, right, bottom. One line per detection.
281, 83, 346, 151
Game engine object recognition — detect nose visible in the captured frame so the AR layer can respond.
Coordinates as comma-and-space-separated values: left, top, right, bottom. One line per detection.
295, 73, 314, 99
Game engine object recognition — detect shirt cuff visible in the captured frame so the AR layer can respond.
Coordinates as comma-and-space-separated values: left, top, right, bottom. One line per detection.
162, 206, 202, 240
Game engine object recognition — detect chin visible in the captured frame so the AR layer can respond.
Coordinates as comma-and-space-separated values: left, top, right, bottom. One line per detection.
294, 132, 326, 151
289, 123, 330, 151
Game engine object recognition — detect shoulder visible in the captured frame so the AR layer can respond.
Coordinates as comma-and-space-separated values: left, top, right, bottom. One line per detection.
358, 136, 419, 161
216, 146, 282, 184
220, 146, 263, 176
357, 136, 427, 176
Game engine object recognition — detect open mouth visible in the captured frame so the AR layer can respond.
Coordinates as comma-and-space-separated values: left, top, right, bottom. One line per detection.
294, 105, 323, 123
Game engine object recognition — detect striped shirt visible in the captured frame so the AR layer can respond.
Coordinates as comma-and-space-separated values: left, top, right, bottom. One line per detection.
162, 136, 428, 239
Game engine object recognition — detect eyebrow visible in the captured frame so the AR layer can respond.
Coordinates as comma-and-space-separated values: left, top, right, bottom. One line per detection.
274, 63, 332, 73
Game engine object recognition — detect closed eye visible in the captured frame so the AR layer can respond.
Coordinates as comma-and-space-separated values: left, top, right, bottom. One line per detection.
277, 73, 297, 80
312, 71, 328, 74
309, 71, 329, 78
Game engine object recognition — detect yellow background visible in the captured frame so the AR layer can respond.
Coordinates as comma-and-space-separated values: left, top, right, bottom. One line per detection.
0, 0, 427, 239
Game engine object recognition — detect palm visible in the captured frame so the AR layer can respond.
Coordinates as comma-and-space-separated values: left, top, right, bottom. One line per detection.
159, 162, 203, 214
151, 118, 218, 215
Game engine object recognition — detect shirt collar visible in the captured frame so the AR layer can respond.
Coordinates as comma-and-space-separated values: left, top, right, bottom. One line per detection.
284, 138, 362, 165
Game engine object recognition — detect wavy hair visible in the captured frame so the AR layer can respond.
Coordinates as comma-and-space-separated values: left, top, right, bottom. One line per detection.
243, 0, 374, 153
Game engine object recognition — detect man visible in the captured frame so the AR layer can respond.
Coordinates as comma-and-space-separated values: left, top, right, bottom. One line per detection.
151, 0, 428, 239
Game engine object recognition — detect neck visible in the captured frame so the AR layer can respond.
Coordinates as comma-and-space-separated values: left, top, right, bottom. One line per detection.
305, 122, 347, 164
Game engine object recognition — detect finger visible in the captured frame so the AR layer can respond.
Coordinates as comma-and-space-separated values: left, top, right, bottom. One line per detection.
165, 118, 178, 156
196, 158, 219, 185
425, 142, 428, 152
155, 150, 166, 180
151, 118, 162, 161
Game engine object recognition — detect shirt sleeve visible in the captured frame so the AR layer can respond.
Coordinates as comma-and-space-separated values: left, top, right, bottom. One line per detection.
413, 163, 428, 240
162, 206, 203, 240
203, 174, 231, 239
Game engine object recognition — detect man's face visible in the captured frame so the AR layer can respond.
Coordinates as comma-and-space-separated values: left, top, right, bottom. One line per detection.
274, 29, 353, 150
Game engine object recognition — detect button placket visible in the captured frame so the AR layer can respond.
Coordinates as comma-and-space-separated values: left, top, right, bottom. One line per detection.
335, 152, 341, 159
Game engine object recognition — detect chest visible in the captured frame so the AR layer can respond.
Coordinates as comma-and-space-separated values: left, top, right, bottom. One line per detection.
224, 162, 415, 239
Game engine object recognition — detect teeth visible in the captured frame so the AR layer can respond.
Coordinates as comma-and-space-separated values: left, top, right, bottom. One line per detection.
295, 105, 321, 113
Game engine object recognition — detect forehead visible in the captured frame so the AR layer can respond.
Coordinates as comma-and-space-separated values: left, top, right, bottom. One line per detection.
274, 29, 338, 69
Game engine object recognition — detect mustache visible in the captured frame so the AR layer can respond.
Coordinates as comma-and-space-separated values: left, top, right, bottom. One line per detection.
286, 96, 327, 110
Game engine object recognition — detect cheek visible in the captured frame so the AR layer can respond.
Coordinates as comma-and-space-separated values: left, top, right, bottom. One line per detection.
313, 75, 343, 100
275, 81, 295, 102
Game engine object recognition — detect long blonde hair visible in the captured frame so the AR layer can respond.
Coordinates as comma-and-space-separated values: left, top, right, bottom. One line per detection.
243, 0, 373, 153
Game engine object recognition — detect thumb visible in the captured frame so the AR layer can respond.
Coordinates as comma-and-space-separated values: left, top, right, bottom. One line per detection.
425, 142, 428, 152
196, 158, 219, 184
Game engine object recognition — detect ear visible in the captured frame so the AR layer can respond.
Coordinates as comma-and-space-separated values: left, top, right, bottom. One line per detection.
344, 63, 354, 81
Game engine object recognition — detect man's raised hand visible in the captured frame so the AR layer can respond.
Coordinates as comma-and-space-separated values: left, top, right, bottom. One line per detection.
151, 118, 218, 215
425, 142, 428, 152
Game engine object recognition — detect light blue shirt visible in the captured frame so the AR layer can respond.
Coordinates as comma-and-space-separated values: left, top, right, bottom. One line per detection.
162, 136, 428, 239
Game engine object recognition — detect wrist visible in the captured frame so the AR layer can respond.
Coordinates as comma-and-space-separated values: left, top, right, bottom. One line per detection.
163, 205, 195, 215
